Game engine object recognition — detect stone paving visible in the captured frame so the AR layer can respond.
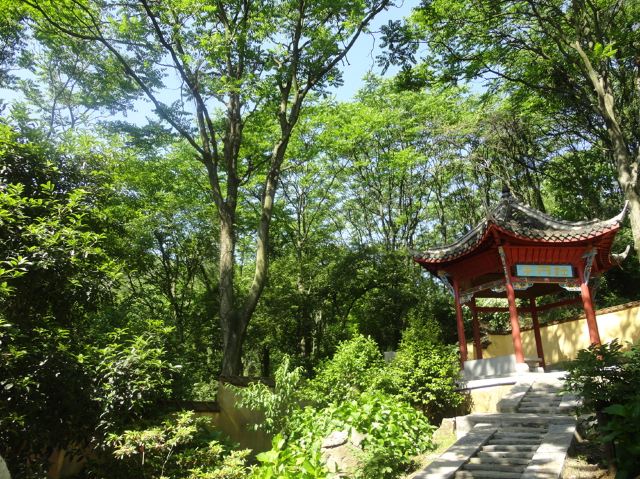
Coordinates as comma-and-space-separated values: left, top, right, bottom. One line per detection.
415, 373, 577, 479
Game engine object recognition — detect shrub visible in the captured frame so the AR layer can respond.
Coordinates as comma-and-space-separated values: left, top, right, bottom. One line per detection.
388, 326, 463, 422
308, 334, 386, 405
601, 398, 640, 478
236, 356, 304, 435
565, 340, 640, 477
106, 411, 250, 479
326, 390, 435, 478
0, 318, 97, 476
252, 434, 328, 479
89, 322, 180, 435
564, 339, 636, 413
241, 345, 436, 479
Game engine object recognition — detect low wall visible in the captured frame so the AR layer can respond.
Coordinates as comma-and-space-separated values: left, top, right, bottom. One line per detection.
467, 301, 640, 365
466, 384, 515, 413
213, 382, 271, 453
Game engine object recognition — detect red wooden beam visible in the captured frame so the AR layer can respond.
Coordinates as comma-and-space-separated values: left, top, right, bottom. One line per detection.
473, 297, 581, 314
536, 297, 582, 312
530, 297, 546, 369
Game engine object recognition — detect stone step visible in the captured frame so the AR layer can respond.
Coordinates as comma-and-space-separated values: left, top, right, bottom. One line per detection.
519, 403, 559, 409
518, 407, 557, 413
494, 431, 546, 439
482, 444, 539, 452
477, 450, 535, 460
490, 438, 542, 445
521, 395, 560, 400
464, 462, 527, 473
455, 470, 522, 479
469, 456, 531, 465
497, 426, 548, 433
521, 396, 560, 402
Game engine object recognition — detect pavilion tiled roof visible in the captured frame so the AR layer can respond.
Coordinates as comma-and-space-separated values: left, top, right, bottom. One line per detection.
413, 191, 628, 263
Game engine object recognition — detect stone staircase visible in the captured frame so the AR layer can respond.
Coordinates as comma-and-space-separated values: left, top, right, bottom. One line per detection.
517, 382, 563, 414
453, 422, 548, 478
414, 374, 578, 479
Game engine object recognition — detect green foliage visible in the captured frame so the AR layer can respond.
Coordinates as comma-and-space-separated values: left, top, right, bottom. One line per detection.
308, 334, 386, 405
325, 391, 435, 478
0, 127, 120, 474
0, 126, 118, 326
565, 341, 640, 476
0, 0, 24, 88
564, 340, 635, 413
0, 318, 97, 476
107, 411, 250, 479
251, 391, 435, 479
237, 356, 304, 435
253, 434, 328, 479
388, 327, 463, 422
90, 323, 180, 434
242, 339, 437, 479
601, 399, 640, 479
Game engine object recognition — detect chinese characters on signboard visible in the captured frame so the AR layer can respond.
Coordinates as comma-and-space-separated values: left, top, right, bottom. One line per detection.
514, 264, 573, 278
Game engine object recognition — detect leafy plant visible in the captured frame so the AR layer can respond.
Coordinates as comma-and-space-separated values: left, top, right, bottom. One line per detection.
387, 326, 463, 422
252, 434, 328, 479
308, 334, 387, 405
564, 340, 631, 413
565, 340, 640, 475
326, 391, 435, 478
107, 411, 250, 479
0, 318, 97, 476
90, 322, 180, 435
601, 398, 640, 479
236, 356, 304, 435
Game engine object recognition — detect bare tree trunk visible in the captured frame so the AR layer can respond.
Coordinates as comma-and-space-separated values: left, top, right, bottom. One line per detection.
627, 190, 640, 257
219, 216, 243, 376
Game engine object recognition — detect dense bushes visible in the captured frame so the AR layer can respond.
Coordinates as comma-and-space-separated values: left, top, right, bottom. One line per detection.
307, 334, 388, 404
238, 333, 460, 479
565, 340, 640, 478
105, 411, 250, 479
387, 326, 463, 421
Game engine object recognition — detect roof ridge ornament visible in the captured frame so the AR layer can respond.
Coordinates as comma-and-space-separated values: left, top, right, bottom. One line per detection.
614, 200, 630, 223
611, 244, 631, 265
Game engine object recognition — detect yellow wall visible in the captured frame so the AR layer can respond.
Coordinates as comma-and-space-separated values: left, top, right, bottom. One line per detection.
467, 301, 640, 365
214, 383, 272, 453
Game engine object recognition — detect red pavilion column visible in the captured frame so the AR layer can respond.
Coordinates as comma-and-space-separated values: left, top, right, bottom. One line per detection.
576, 261, 601, 345
499, 247, 525, 364
452, 278, 468, 365
529, 297, 546, 369
470, 297, 483, 360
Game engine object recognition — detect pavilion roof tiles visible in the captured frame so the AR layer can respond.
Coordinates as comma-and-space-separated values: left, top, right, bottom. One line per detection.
413, 192, 628, 264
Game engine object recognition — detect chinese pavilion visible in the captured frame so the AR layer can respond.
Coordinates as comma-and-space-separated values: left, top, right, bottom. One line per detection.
413, 188, 629, 370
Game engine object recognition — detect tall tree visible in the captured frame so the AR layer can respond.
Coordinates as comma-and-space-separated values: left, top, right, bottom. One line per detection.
25, 0, 392, 374
383, 0, 640, 257
0, 0, 24, 90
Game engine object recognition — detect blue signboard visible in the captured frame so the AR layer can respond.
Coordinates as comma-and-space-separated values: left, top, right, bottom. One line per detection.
514, 264, 573, 278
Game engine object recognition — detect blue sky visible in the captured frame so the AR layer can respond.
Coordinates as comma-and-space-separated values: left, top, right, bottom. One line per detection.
335, 0, 417, 100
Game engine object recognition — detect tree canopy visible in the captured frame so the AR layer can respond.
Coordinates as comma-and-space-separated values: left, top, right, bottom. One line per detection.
1, 0, 639, 475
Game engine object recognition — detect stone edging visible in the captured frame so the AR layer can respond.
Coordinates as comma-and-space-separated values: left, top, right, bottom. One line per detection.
496, 381, 531, 413
522, 422, 577, 479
